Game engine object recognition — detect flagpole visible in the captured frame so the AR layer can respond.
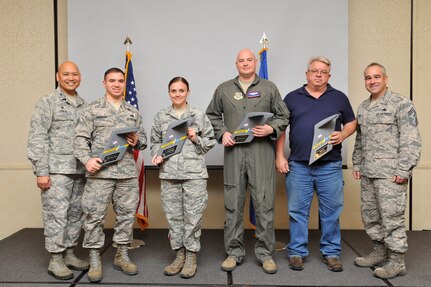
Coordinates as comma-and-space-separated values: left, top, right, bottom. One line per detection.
123, 36, 132, 100
124, 36, 132, 52
260, 32, 269, 49
114, 36, 146, 249
259, 33, 286, 251
258, 33, 269, 80
249, 33, 271, 233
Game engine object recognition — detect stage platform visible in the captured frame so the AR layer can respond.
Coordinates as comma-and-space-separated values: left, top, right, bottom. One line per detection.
0, 228, 430, 286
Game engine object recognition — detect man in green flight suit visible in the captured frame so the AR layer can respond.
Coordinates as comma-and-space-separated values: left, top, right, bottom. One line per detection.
206, 48, 289, 274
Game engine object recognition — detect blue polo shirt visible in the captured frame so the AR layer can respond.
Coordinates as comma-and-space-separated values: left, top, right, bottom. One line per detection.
284, 84, 355, 162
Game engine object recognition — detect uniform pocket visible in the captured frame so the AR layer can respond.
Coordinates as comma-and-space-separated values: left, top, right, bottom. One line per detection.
51, 136, 73, 154
94, 116, 112, 127
183, 157, 205, 174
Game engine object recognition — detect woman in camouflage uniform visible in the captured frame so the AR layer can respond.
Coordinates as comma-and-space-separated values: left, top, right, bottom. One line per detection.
151, 77, 216, 279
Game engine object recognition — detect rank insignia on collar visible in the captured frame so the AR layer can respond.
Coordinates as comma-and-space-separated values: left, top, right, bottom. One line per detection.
234, 92, 243, 100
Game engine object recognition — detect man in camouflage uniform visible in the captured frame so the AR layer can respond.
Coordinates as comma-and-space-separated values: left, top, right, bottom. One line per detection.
74, 67, 147, 283
352, 62, 421, 279
27, 61, 89, 280
206, 49, 290, 274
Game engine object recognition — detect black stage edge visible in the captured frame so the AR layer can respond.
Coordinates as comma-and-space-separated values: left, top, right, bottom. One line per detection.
1, 229, 430, 286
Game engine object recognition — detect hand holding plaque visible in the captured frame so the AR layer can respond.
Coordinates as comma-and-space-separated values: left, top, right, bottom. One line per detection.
309, 113, 340, 165
157, 118, 194, 159
99, 127, 139, 166
230, 112, 274, 144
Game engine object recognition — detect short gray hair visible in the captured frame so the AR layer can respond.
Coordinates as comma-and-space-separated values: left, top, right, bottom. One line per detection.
364, 62, 387, 77
307, 56, 331, 71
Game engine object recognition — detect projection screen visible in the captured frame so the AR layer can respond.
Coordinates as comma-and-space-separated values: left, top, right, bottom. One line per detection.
68, 0, 348, 167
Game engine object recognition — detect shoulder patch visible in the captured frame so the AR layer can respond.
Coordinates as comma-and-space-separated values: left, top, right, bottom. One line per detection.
408, 108, 418, 127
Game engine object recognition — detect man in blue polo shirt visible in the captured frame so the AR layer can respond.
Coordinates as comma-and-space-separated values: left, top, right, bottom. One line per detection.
275, 56, 356, 272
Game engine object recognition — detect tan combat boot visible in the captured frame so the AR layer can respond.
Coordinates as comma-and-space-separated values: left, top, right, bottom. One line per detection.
88, 249, 103, 283
180, 250, 197, 279
113, 244, 138, 275
48, 253, 74, 280
262, 258, 277, 274
374, 252, 406, 279
355, 241, 388, 267
221, 256, 237, 271
63, 248, 90, 270
164, 247, 186, 276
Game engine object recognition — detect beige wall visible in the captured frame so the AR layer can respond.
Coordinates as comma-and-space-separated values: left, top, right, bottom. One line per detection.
1, 0, 430, 240
347, 0, 431, 230
411, 0, 431, 230
347, 0, 412, 229
0, 0, 55, 239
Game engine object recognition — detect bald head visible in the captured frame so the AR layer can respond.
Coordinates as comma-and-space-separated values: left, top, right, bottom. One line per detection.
236, 49, 256, 61
235, 48, 257, 81
56, 61, 81, 96
58, 61, 79, 73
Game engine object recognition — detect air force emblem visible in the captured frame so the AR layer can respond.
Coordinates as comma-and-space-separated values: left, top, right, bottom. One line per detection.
234, 92, 243, 100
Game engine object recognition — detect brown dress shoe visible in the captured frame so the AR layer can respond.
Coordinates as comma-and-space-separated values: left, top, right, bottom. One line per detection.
288, 256, 304, 271
323, 257, 343, 272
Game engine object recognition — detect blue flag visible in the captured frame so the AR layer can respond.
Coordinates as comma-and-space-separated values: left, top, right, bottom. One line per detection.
259, 48, 268, 80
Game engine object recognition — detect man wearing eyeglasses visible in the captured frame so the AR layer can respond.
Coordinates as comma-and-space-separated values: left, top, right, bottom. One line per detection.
275, 56, 357, 272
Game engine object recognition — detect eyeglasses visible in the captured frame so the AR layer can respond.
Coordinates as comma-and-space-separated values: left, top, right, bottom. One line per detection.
308, 69, 330, 76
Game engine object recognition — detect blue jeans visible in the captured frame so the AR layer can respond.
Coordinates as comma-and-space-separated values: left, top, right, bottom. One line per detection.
285, 160, 344, 258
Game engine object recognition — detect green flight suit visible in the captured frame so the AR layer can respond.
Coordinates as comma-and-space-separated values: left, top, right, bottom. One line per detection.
206, 75, 289, 263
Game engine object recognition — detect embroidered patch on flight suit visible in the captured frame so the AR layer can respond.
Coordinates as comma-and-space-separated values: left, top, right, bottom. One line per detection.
247, 91, 260, 98
234, 92, 243, 100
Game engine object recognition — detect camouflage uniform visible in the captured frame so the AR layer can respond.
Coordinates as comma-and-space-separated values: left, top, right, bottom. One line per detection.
352, 90, 421, 253
206, 76, 289, 264
74, 97, 147, 248
27, 88, 87, 253
151, 105, 216, 252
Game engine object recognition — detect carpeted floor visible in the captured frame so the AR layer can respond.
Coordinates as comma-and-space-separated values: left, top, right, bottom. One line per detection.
0, 228, 430, 286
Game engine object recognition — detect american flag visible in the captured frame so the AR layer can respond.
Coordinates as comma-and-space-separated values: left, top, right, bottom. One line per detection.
124, 51, 148, 230
125, 52, 139, 109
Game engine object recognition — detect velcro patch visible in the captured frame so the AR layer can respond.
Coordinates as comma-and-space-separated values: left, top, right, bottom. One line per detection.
247, 91, 260, 98
408, 108, 418, 127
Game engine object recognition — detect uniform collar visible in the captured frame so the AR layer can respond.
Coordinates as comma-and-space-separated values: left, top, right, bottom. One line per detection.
56, 87, 85, 106
101, 96, 127, 109
233, 74, 260, 87
299, 83, 334, 98
365, 89, 391, 109
168, 103, 194, 119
